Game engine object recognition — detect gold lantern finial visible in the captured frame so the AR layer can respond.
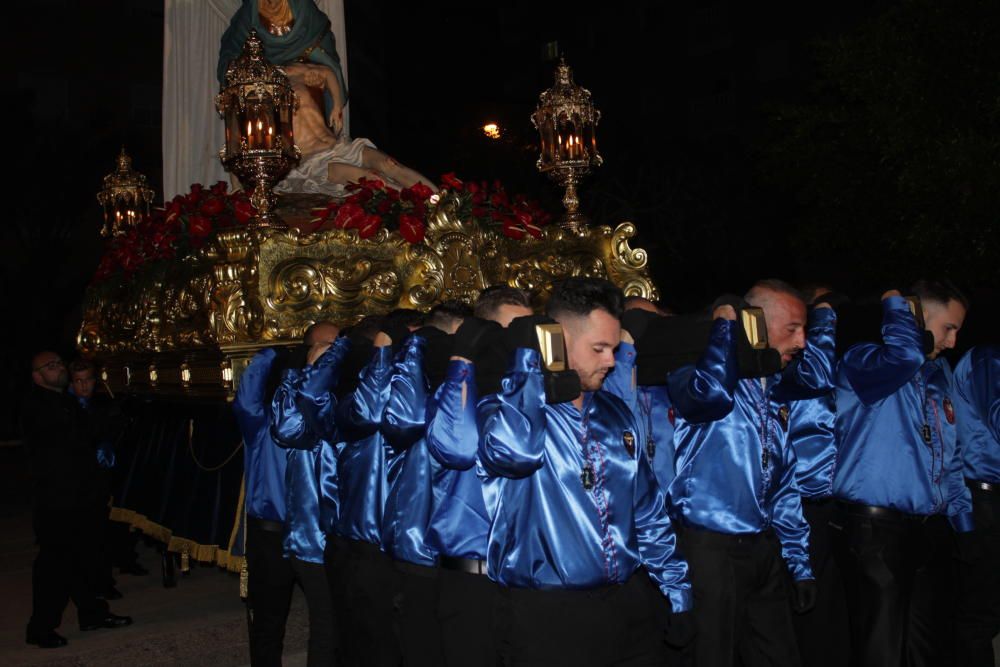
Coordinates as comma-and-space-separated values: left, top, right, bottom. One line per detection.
216, 29, 300, 230
531, 57, 603, 232
96, 147, 155, 237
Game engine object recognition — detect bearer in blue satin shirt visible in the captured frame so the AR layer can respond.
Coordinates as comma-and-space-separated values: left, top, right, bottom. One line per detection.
269, 322, 345, 667
950, 344, 999, 667
233, 346, 295, 667
424, 287, 532, 667
379, 301, 471, 667
478, 277, 693, 667
667, 279, 818, 667
776, 288, 847, 667
831, 281, 973, 667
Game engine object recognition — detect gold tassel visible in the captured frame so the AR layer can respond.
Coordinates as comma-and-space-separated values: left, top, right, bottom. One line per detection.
180, 549, 190, 573
240, 560, 249, 599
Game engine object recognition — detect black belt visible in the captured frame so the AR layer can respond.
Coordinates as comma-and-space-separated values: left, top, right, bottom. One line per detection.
394, 559, 439, 578
837, 501, 932, 523
248, 517, 284, 533
966, 479, 997, 494
439, 555, 488, 576
679, 524, 775, 547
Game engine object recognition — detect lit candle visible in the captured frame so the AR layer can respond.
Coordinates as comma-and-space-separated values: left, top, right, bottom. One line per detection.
557, 133, 565, 160
247, 121, 253, 149
266, 125, 273, 149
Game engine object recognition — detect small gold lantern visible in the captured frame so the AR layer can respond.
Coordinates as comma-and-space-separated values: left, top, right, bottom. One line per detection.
216, 29, 300, 230
96, 148, 155, 237
531, 57, 603, 231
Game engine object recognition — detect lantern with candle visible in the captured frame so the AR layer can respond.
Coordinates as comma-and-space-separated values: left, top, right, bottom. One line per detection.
216, 29, 300, 230
531, 57, 603, 231
96, 148, 155, 237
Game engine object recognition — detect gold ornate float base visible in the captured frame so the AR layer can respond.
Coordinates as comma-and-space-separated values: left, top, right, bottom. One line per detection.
80, 196, 657, 395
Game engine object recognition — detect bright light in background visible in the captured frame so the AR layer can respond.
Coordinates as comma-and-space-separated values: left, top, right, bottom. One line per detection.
483, 123, 501, 139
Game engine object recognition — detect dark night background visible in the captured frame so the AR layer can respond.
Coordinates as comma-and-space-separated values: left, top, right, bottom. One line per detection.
2, 0, 997, 438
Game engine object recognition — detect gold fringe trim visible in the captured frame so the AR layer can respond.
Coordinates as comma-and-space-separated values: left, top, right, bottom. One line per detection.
108, 505, 245, 573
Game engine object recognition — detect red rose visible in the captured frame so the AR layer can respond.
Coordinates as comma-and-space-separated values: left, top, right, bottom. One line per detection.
490, 191, 509, 207
471, 191, 486, 206
398, 213, 425, 244
501, 218, 526, 240
466, 182, 480, 194
210, 181, 228, 196
188, 214, 212, 238
441, 172, 464, 191
234, 199, 256, 224
358, 177, 385, 191
200, 197, 225, 216
356, 214, 382, 239
165, 200, 183, 226
187, 183, 203, 204
471, 206, 487, 219
375, 198, 392, 215
333, 202, 366, 229
409, 183, 433, 201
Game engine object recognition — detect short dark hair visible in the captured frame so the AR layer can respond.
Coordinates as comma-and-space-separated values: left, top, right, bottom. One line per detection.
69, 359, 95, 375
546, 277, 624, 321
474, 286, 532, 319
910, 279, 970, 311
426, 300, 473, 331
744, 278, 805, 305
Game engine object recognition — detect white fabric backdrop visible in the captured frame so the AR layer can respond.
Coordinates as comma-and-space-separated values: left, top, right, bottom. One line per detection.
162, 0, 349, 201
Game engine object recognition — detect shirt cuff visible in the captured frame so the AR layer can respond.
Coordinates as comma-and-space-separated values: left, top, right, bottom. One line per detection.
948, 511, 975, 533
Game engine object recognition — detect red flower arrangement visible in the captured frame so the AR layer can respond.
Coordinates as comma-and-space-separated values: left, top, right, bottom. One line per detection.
92, 182, 255, 282
308, 174, 552, 242
92, 175, 553, 285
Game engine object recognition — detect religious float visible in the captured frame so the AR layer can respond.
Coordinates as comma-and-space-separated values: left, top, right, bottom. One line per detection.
81, 24, 658, 583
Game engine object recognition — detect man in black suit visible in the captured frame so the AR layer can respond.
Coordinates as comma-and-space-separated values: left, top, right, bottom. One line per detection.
22, 351, 131, 649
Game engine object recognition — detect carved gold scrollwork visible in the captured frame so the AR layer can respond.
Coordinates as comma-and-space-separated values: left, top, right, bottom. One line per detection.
79, 197, 659, 356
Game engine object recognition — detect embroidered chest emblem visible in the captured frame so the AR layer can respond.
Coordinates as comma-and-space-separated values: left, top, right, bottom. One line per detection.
778, 405, 790, 431
623, 431, 636, 457
942, 398, 955, 425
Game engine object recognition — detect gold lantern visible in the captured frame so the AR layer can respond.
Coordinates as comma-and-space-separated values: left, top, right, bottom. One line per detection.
531, 57, 603, 232
96, 148, 155, 237
216, 29, 300, 230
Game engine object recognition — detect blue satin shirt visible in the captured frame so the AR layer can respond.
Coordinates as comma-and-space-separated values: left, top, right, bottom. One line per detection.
333, 346, 401, 545
233, 348, 287, 523
271, 338, 351, 563
832, 296, 974, 531
425, 359, 491, 561
667, 319, 813, 581
955, 346, 1000, 484
478, 348, 692, 613
380, 334, 440, 566
779, 308, 838, 500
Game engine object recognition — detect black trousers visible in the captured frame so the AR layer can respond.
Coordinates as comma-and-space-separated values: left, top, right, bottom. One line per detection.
325, 535, 357, 667
833, 504, 956, 667
28, 506, 109, 633
955, 485, 1000, 667
435, 567, 500, 667
680, 527, 801, 667
290, 556, 338, 667
494, 569, 681, 667
394, 561, 445, 667
246, 519, 296, 667
338, 539, 402, 667
791, 498, 850, 667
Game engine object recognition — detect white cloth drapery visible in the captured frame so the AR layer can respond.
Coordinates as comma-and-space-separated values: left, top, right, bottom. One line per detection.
162, 0, 349, 201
